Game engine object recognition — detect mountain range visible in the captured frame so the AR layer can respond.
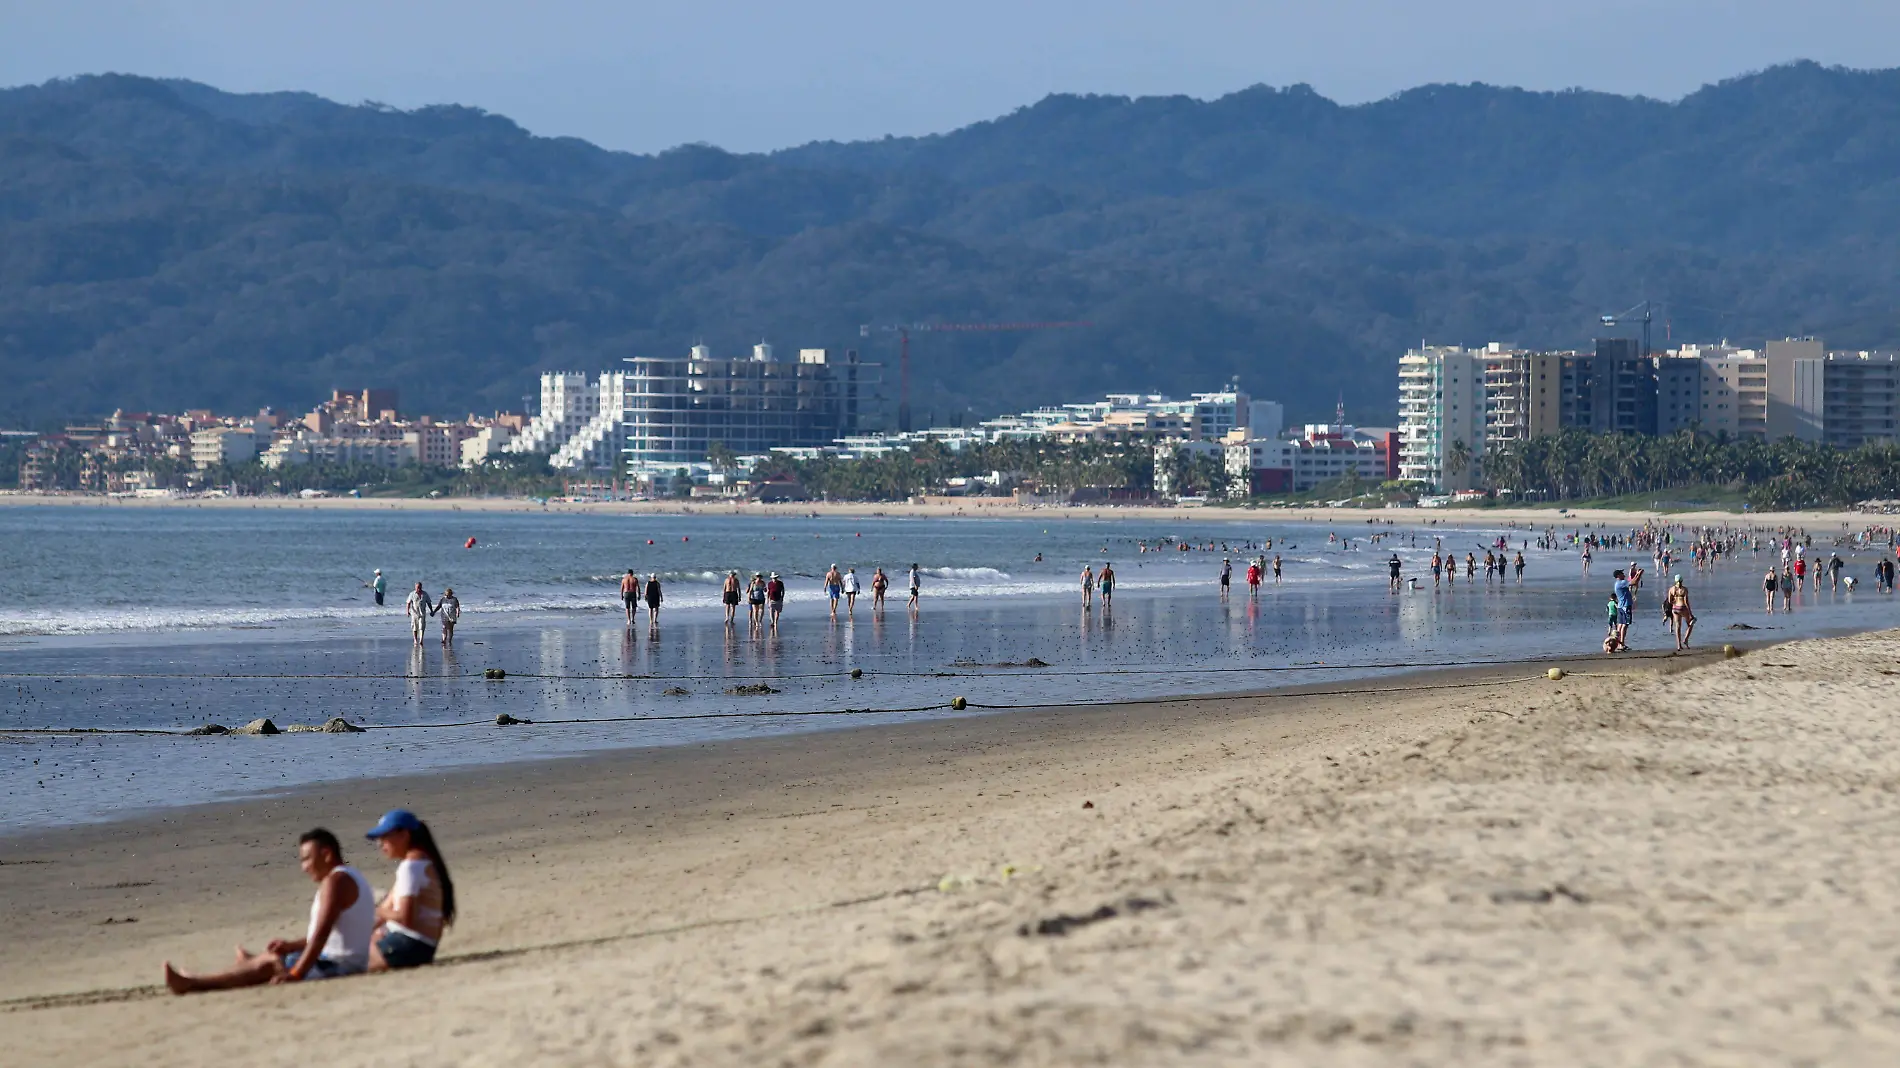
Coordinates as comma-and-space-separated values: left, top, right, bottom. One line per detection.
4, 61, 1900, 427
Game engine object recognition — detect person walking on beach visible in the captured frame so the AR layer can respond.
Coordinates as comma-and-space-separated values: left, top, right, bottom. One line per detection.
824, 564, 844, 621
1581, 544, 1593, 575
435, 588, 460, 646
1272, 554, 1283, 584
748, 572, 768, 627
364, 809, 456, 973
620, 569, 640, 625
871, 567, 889, 611
1827, 553, 1844, 591
1246, 558, 1261, 598
907, 563, 922, 615
405, 583, 434, 646
163, 829, 374, 994
843, 567, 860, 616
1612, 570, 1633, 648
1513, 551, 1526, 583
368, 569, 387, 606
722, 571, 742, 626
1602, 594, 1625, 654
1388, 553, 1402, 593
1763, 567, 1779, 613
1080, 564, 1095, 607
1663, 576, 1696, 651
1220, 558, 1231, 599
1099, 562, 1116, 609
644, 573, 663, 625
767, 572, 786, 630
1431, 552, 1443, 587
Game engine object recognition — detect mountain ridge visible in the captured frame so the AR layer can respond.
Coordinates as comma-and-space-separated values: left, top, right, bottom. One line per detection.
1, 62, 1897, 426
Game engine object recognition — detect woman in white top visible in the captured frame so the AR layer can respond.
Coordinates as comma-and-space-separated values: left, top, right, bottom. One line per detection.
364, 809, 457, 971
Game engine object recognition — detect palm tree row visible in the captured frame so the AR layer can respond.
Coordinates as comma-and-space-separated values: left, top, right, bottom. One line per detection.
1481, 429, 1900, 509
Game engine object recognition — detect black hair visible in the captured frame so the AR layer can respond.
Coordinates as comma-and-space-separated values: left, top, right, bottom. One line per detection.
299, 828, 343, 863
408, 819, 457, 924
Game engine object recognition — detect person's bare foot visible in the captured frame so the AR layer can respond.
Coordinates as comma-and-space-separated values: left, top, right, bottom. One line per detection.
163, 962, 193, 995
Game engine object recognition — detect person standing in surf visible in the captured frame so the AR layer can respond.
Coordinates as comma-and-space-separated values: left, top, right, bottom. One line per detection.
620, 569, 640, 626
644, 573, 663, 626
722, 571, 742, 626
405, 583, 434, 647
435, 588, 460, 646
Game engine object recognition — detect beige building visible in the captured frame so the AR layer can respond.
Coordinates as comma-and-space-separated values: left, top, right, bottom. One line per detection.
1483, 348, 1563, 443
188, 427, 257, 471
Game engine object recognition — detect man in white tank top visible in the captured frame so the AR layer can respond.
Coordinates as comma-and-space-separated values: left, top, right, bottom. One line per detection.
163, 828, 376, 994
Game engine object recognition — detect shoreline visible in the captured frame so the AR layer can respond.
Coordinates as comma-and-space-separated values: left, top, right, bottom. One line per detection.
0, 489, 1888, 527
0, 648, 1725, 846
11, 630, 1900, 1063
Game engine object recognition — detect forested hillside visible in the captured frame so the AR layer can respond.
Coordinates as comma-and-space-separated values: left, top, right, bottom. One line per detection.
3, 62, 1898, 425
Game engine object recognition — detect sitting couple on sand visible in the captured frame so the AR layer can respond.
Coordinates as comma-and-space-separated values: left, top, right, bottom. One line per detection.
163, 809, 454, 994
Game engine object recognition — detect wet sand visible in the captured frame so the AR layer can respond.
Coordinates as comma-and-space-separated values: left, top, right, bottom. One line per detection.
11, 633, 1900, 1064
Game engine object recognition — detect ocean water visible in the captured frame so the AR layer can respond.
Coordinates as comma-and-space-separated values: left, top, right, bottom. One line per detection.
2, 505, 1894, 830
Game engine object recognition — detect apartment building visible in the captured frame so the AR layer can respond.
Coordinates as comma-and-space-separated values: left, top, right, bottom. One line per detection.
1397, 345, 1486, 490
1811, 350, 1900, 447
1483, 348, 1563, 443
1676, 345, 1769, 438
1399, 335, 1896, 491
1226, 424, 1397, 495
623, 344, 875, 473
187, 426, 257, 471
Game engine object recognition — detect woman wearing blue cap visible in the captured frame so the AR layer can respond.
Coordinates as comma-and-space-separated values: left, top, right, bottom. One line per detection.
364, 809, 456, 971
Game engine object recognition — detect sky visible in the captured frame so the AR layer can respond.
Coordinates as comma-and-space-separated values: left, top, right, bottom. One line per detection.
3, 0, 1899, 154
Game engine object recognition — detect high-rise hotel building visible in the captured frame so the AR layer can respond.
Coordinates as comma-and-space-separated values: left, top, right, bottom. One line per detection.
622, 344, 878, 474
1398, 336, 1897, 490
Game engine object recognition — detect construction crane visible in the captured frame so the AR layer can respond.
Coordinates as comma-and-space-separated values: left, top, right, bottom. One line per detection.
1599, 300, 1654, 357
860, 321, 1091, 431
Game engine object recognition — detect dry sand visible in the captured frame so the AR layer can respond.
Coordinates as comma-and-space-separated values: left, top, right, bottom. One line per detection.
4, 637, 1900, 1065
0, 488, 1887, 529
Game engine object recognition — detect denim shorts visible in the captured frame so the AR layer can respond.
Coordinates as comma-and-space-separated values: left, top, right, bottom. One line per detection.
282, 952, 359, 980
376, 929, 438, 969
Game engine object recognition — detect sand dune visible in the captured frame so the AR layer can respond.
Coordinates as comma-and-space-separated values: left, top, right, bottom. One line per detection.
5, 635, 1900, 1064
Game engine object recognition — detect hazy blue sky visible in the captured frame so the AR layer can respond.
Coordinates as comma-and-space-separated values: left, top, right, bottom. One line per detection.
4, 1, 1897, 153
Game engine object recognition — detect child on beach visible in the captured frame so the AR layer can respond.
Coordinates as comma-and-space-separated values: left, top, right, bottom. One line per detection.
1603, 595, 1625, 653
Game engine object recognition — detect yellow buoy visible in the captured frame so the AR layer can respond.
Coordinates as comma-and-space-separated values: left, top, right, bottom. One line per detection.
1546, 667, 1566, 681
1723, 644, 1740, 658
952, 696, 968, 710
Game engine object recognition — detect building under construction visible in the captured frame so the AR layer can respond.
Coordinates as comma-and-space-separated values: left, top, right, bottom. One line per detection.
622, 344, 878, 472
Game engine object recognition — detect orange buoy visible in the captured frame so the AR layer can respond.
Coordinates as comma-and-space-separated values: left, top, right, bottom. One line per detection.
647, 539, 655, 545
464, 537, 477, 549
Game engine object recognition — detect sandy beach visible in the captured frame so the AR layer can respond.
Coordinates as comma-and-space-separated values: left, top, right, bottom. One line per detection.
1, 488, 1889, 529
7, 632, 1900, 1065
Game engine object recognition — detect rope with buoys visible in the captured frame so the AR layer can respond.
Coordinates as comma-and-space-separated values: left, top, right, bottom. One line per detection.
0, 664, 1660, 738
